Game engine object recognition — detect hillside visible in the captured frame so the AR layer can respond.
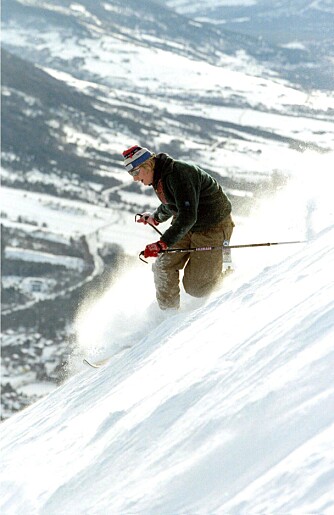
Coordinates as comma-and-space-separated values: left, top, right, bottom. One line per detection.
2, 0, 333, 198
1, 195, 333, 513
1, 0, 334, 420
157, 0, 334, 90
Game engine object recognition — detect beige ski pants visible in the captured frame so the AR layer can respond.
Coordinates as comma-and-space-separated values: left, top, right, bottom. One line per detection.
152, 214, 235, 310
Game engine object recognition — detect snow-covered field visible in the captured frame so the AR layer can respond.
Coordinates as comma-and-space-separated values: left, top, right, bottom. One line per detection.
4, 247, 85, 271
1, 169, 334, 513
0, 185, 152, 256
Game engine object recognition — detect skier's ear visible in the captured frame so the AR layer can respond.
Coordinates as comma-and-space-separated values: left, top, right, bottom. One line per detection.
144, 157, 155, 172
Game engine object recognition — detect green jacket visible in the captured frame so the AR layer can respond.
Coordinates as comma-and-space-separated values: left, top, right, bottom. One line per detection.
152, 153, 232, 246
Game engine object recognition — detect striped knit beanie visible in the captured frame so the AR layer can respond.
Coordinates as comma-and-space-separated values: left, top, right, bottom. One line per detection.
122, 145, 153, 172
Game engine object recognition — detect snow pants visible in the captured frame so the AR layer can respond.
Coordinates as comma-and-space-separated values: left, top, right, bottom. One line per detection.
152, 214, 235, 310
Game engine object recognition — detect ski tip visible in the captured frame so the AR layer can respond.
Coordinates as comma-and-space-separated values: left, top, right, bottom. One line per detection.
83, 358, 101, 369
83, 347, 131, 369
83, 356, 111, 368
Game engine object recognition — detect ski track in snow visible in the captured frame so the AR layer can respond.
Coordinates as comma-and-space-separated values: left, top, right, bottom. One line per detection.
1, 212, 334, 513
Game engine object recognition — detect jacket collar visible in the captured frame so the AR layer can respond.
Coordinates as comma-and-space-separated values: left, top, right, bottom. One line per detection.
153, 153, 174, 188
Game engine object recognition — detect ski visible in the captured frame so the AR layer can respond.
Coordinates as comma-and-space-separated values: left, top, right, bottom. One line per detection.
83, 346, 133, 369
83, 357, 111, 369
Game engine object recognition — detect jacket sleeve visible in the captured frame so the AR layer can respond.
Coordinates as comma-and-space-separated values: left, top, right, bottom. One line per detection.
160, 169, 200, 246
153, 204, 173, 223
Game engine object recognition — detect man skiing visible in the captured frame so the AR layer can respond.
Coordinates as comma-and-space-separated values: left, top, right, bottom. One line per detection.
123, 145, 235, 310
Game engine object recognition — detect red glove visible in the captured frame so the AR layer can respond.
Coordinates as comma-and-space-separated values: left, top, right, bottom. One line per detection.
143, 240, 168, 258
137, 212, 159, 226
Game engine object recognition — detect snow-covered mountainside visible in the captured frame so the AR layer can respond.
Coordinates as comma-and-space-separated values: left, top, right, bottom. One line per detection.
1, 2, 334, 505
1, 181, 333, 513
2, 1, 333, 201
162, 0, 334, 18
157, 0, 334, 90
1, 0, 333, 419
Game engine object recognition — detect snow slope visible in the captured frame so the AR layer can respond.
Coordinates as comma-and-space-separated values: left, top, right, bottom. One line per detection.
1, 176, 334, 513
163, 0, 333, 16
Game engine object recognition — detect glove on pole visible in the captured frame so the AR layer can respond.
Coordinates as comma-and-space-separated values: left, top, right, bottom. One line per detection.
143, 240, 168, 259
135, 213, 162, 236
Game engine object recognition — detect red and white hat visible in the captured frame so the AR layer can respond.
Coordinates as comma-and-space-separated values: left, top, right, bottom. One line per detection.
122, 145, 153, 172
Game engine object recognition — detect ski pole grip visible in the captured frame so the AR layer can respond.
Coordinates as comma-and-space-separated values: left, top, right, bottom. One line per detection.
135, 213, 163, 236
139, 251, 149, 264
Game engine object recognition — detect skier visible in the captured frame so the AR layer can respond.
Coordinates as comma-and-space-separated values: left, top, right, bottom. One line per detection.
123, 145, 235, 310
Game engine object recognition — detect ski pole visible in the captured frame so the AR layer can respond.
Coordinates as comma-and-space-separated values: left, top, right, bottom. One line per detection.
135, 213, 163, 236
163, 240, 307, 253
139, 240, 306, 263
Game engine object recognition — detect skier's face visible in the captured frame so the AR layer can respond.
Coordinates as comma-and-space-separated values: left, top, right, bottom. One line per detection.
132, 163, 154, 186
